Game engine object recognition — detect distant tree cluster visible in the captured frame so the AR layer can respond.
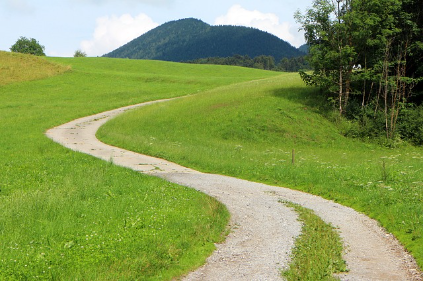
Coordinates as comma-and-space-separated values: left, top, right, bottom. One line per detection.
186, 54, 310, 72
279, 57, 310, 72
10, 36, 45, 56
296, 0, 422, 144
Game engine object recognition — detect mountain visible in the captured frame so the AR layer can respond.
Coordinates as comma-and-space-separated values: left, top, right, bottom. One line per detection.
103, 18, 304, 62
298, 44, 309, 54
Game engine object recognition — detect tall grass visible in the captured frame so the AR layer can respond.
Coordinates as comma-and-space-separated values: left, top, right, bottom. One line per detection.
98, 73, 423, 268
0, 53, 278, 279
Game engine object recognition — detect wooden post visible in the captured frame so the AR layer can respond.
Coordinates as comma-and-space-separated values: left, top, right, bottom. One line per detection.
292, 149, 295, 165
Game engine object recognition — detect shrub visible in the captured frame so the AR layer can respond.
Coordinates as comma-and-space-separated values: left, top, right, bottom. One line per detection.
397, 104, 423, 146
10, 37, 45, 56
74, 50, 87, 57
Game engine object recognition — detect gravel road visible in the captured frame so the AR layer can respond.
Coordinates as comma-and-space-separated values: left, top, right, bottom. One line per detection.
45, 99, 422, 281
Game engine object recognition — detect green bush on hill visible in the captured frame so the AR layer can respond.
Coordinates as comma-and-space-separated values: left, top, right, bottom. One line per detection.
10, 36, 45, 56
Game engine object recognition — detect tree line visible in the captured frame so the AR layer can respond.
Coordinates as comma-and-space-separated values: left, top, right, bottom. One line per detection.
296, 0, 422, 145
185, 54, 310, 72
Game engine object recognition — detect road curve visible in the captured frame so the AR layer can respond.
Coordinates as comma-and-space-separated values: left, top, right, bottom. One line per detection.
45, 99, 421, 281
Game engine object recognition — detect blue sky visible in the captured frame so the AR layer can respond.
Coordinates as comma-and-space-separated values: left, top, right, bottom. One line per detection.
1, 0, 312, 57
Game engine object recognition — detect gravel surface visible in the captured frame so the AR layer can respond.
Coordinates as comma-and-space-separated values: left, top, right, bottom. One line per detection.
45, 99, 422, 281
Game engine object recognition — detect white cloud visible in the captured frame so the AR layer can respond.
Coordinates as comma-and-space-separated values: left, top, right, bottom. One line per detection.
80, 13, 158, 56
214, 4, 303, 47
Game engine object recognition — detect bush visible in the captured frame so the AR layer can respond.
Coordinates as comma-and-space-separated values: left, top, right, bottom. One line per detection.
338, 102, 423, 146
397, 104, 423, 146
74, 50, 87, 57
10, 37, 45, 56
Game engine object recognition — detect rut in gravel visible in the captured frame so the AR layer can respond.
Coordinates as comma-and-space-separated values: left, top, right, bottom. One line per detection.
45, 99, 422, 281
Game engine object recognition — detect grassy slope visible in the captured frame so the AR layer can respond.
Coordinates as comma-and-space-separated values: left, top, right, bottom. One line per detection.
0, 53, 279, 280
98, 73, 423, 268
0, 51, 69, 85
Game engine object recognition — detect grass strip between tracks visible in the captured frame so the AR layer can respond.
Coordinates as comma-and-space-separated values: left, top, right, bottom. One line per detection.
281, 201, 347, 281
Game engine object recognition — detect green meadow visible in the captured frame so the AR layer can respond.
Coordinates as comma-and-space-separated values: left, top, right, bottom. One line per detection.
98, 72, 423, 268
0, 51, 279, 280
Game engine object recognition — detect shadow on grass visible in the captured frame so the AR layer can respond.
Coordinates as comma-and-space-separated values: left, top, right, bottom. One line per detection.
271, 86, 332, 115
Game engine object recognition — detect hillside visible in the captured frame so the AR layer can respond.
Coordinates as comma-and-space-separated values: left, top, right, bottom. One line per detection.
297, 44, 309, 54
103, 18, 303, 62
0, 51, 69, 86
1, 53, 282, 280
98, 73, 422, 268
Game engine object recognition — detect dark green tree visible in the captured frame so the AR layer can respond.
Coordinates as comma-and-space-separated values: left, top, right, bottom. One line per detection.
295, 0, 356, 116
296, 0, 422, 142
253, 55, 275, 70
10, 37, 45, 56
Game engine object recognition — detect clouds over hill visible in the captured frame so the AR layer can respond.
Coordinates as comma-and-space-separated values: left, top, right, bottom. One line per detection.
81, 4, 303, 56
215, 5, 301, 47
80, 13, 159, 56
103, 18, 303, 62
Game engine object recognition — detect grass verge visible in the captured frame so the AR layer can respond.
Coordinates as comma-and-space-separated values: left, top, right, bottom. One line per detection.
98, 73, 423, 268
281, 201, 347, 281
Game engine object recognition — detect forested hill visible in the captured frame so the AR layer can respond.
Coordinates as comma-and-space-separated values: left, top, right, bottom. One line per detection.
103, 18, 303, 62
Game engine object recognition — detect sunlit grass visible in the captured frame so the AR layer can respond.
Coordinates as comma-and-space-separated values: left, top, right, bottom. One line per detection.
282, 201, 347, 280
98, 73, 423, 268
0, 53, 278, 279
0, 51, 70, 86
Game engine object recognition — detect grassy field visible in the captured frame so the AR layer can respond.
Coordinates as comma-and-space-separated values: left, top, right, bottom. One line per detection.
0, 52, 279, 280
98, 73, 423, 268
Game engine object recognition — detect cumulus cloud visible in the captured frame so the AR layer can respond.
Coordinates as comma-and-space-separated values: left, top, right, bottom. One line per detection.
80, 13, 158, 56
215, 4, 303, 47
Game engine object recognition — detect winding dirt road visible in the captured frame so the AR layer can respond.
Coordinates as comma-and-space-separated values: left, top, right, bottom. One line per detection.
45, 99, 421, 281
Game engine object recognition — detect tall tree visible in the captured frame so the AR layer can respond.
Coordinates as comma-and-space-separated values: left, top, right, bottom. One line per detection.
296, 0, 423, 141
295, 0, 356, 116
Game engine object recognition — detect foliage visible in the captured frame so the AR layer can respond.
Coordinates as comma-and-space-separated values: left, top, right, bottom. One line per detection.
282, 202, 347, 280
295, 0, 423, 143
98, 74, 423, 268
104, 18, 303, 62
396, 104, 423, 145
339, 100, 423, 146
10, 36, 46, 56
0, 54, 278, 280
279, 56, 310, 72
297, 44, 309, 54
186, 54, 310, 72
73, 49, 87, 57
